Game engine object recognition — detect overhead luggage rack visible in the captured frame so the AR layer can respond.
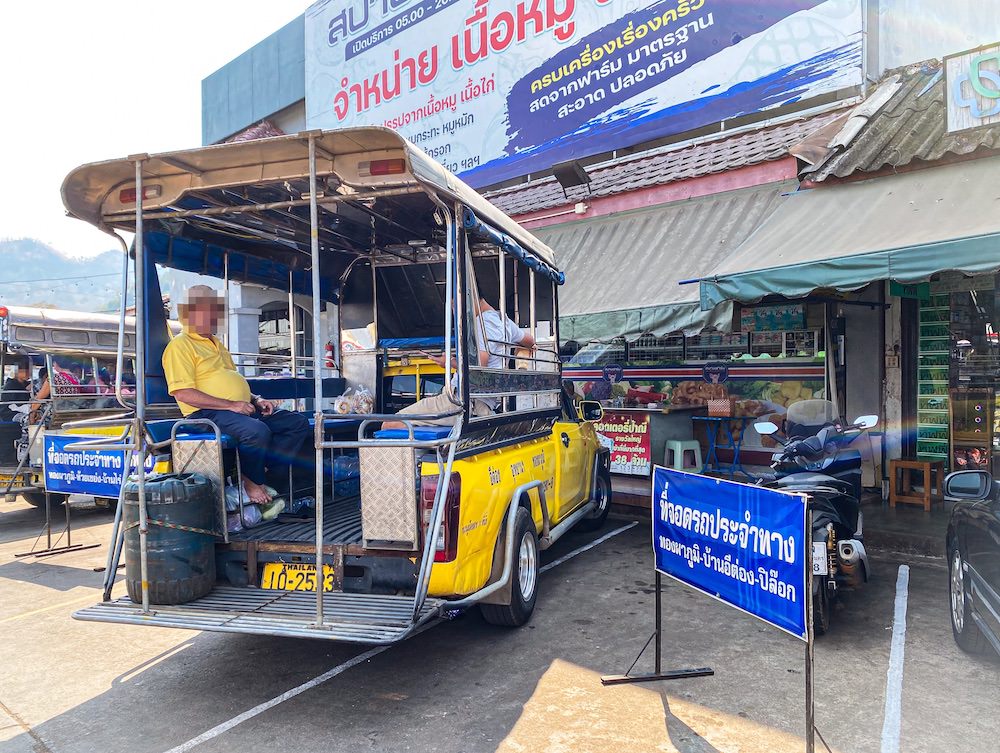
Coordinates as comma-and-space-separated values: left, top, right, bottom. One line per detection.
74, 588, 444, 644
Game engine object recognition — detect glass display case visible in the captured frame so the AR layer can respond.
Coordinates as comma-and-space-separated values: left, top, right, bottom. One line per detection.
628, 332, 685, 364
748, 330, 822, 358
685, 332, 748, 362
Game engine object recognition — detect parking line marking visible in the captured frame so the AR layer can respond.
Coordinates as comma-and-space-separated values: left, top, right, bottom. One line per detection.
880, 564, 909, 753
162, 645, 390, 753
541, 521, 639, 573
0, 593, 100, 624
161, 521, 638, 753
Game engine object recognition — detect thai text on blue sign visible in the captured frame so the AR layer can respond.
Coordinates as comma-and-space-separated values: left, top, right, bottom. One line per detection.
43, 435, 153, 498
652, 466, 808, 640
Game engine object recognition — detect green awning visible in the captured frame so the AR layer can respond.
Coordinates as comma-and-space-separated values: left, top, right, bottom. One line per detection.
698, 156, 1000, 310
531, 182, 793, 341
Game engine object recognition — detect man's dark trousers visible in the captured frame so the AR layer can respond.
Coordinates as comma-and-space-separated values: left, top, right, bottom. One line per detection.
188, 408, 310, 485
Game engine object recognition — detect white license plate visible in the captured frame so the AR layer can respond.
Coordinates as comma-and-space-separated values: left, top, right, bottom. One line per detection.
812, 542, 829, 575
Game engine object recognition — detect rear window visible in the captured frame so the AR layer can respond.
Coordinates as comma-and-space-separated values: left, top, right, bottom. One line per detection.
51, 329, 89, 345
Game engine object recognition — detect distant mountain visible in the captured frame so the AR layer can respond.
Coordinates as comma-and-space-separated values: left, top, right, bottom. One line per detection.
0, 238, 125, 311
0, 237, 225, 315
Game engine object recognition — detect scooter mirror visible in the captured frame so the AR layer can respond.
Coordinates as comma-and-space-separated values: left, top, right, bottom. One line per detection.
754, 421, 779, 436
853, 415, 879, 429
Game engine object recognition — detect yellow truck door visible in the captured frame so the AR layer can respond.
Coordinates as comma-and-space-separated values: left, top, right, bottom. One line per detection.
551, 419, 590, 521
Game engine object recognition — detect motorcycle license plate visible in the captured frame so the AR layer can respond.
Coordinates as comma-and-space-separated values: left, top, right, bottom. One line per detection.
812, 542, 829, 575
260, 563, 335, 592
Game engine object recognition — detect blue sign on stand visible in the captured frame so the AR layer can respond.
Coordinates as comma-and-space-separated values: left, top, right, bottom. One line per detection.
652, 466, 808, 640
43, 435, 153, 498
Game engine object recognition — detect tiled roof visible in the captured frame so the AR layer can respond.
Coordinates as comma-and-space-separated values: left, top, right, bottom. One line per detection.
483, 110, 845, 217
798, 60, 1000, 182
224, 119, 285, 143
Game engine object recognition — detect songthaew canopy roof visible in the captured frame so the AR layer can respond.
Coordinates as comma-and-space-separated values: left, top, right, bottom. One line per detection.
698, 156, 1000, 310
60, 127, 561, 296
533, 183, 793, 342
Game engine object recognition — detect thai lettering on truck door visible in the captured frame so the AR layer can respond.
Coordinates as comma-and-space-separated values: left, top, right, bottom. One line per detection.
551, 419, 589, 520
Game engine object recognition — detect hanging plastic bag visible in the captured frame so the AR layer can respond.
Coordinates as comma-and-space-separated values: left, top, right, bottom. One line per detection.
333, 388, 354, 415
352, 385, 374, 414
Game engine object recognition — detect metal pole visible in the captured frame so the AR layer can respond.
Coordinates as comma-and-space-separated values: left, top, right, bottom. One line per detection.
654, 570, 662, 674
288, 270, 298, 411
805, 500, 815, 753
529, 271, 537, 409
64, 489, 72, 547
308, 135, 325, 628
112, 233, 130, 409
223, 251, 230, 349
132, 156, 150, 614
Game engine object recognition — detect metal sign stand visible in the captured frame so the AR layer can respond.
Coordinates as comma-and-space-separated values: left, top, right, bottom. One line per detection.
14, 490, 100, 559
601, 571, 715, 686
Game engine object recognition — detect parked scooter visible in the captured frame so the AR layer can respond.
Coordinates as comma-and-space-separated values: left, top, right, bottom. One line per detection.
754, 400, 878, 634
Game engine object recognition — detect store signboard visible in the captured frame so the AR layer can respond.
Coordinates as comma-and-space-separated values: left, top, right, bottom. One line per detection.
653, 467, 808, 640
305, 0, 862, 187
889, 280, 930, 300
945, 42, 1000, 134
740, 303, 806, 332
595, 411, 652, 476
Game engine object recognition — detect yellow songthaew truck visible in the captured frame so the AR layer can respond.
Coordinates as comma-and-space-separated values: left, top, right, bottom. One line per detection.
63, 127, 610, 643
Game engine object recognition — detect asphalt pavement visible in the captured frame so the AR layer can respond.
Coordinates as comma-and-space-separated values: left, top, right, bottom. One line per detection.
1, 496, 997, 753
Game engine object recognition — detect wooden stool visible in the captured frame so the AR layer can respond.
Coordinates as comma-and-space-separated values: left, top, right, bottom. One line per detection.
889, 458, 944, 511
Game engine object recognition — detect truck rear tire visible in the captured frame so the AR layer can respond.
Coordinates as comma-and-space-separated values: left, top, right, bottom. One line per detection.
480, 507, 538, 627
575, 465, 612, 533
22, 491, 67, 509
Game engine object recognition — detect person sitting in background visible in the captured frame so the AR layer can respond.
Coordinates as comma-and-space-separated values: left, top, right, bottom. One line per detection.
382, 296, 535, 428
30, 358, 83, 421
0, 362, 31, 422
163, 285, 311, 504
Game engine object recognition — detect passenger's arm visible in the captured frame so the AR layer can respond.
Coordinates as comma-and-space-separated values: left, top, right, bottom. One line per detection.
29, 380, 50, 421
170, 388, 255, 415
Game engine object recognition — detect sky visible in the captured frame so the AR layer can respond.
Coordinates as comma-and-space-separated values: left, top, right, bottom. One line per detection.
0, 2, 308, 259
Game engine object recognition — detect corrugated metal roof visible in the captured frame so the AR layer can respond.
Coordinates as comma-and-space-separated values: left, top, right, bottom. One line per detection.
536, 181, 794, 340
799, 60, 1000, 182
484, 112, 844, 217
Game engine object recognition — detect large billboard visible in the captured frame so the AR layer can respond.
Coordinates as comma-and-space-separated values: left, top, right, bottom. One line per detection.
305, 0, 862, 188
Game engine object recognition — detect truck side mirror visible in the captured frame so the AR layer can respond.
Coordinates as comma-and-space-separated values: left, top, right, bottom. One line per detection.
944, 470, 993, 501
579, 400, 603, 422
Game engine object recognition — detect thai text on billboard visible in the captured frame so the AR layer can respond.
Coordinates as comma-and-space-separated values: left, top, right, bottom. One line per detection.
305, 0, 862, 187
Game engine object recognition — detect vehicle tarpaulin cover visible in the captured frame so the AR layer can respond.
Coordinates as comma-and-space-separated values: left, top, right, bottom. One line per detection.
533, 182, 793, 342
698, 156, 1000, 310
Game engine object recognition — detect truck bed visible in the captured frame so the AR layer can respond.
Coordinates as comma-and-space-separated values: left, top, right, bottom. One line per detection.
229, 495, 363, 546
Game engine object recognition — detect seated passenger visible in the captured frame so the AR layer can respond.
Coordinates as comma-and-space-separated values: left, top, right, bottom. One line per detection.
163, 285, 310, 504
382, 297, 534, 428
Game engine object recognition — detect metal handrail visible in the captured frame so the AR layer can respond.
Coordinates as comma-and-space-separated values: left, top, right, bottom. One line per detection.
442, 479, 544, 611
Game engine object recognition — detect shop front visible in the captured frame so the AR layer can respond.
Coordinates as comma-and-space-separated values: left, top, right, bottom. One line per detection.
529, 182, 801, 480
914, 272, 1000, 474
696, 155, 1000, 481
562, 307, 828, 476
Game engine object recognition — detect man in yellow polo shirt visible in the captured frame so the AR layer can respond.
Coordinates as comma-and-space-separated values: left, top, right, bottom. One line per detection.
163, 286, 310, 505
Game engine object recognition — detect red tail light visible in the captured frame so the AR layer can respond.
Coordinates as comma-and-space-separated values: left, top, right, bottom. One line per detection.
359, 158, 406, 177
421, 472, 460, 562
118, 185, 162, 204
0, 306, 8, 318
